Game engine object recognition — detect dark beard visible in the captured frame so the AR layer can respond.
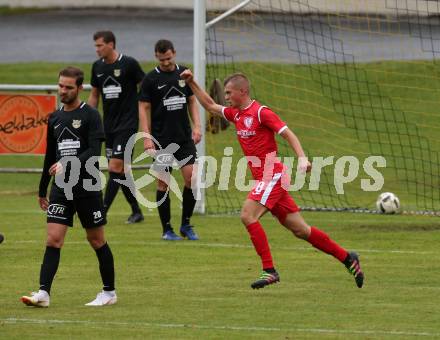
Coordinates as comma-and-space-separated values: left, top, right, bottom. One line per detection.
60, 95, 76, 104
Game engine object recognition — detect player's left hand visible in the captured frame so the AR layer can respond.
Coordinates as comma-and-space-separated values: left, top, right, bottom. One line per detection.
49, 162, 63, 176
192, 127, 202, 144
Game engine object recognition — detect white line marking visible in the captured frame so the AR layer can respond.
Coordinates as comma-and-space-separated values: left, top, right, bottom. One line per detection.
11, 240, 436, 255
2, 318, 439, 337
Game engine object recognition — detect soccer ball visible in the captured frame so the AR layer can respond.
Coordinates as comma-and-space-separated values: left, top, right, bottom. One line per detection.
376, 192, 400, 214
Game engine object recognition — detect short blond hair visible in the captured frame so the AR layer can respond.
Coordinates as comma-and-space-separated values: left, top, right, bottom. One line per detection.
223, 73, 250, 92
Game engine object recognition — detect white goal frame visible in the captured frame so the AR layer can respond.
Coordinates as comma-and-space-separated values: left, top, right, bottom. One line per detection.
193, 0, 252, 214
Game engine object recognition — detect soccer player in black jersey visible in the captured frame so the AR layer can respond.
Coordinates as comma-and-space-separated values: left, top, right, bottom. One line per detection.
88, 30, 144, 224
139, 39, 202, 241
21, 67, 117, 307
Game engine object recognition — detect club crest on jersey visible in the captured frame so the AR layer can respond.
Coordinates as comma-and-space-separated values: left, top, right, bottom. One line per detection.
114, 69, 121, 77
178, 79, 186, 88
244, 117, 253, 129
72, 120, 81, 129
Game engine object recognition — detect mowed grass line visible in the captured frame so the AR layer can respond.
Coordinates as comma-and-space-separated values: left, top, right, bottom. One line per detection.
1, 191, 440, 338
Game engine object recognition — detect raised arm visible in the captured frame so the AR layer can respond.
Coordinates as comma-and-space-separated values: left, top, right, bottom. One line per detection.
280, 128, 312, 173
87, 86, 100, 108
180, 69, 223, 116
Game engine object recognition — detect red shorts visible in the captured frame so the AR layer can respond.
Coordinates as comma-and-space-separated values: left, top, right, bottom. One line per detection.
247, 173, 300, 223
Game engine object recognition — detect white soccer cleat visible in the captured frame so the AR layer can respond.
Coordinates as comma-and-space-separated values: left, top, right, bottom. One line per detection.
85, 290, 117, 306
21, 290, 50, 307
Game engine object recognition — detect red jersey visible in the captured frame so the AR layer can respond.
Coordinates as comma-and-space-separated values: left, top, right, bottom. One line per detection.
222, 100, 287, 180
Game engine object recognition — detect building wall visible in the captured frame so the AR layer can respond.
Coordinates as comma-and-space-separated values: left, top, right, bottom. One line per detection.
1, 0, 439, 15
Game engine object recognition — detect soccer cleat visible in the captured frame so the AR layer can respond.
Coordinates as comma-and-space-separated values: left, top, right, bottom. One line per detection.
126, 212, 144, 224
180, 225, 199, 240
85, 290, 117, 306
345, 251, 364, 288
251, 270, 280, 289
21, 290, 50, 307
162, 230, 183, 241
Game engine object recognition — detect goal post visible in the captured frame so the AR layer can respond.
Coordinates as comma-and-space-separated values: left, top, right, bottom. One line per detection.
193, 0, 252, 214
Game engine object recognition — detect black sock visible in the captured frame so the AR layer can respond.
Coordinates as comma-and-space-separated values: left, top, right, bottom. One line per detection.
120, 173, 142, 214
157, 190, 171, 233
104, 172, 121, 211
181, 186, 196, 226
39, 246, 61, 294
95, 243, 115, 291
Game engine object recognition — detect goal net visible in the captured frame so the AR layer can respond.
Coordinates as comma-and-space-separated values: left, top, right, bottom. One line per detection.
203, 0, 440, 215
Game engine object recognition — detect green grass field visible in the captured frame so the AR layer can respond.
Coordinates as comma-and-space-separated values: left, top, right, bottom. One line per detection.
1, 62, 440, 338
1, 192, 440, 338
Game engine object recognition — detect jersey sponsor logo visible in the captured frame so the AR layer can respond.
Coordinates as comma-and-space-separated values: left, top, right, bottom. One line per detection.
163, 96, 186, 107
114, 69, 121, 77
244, 117, 253, 129
58, 140, 81, 150
72, 119, 81, 129
97, 73, 104, 78
57, 127, 81, 156
102, 77, 122, 99
163, 87, 186, 111
237, 130, 256, 138
158, 84, 166, 89
178, 80, 186, 88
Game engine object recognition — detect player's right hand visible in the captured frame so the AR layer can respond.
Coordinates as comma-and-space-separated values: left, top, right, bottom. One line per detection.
49, 162, 63, 176
38, 197, 49, 211
143, 138, 156, 156
298, 157, 312, 173
180, 69, 193, 82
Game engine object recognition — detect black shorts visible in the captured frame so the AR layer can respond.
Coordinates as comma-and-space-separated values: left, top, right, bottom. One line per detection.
47, 188, 106, 228
173, 140, 198, 165
153, 140, 197, 172
105, 129, 137, 160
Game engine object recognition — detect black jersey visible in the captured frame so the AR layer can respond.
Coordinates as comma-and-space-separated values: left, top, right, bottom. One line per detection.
91, 54, 144, 133
39, 102, 105, 198
139, 64, 193, 145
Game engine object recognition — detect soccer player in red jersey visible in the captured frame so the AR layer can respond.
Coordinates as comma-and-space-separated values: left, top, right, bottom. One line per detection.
180, 70, 364, 289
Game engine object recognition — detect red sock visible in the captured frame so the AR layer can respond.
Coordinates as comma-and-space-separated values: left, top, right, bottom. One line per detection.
246, 221, 274, 270
307, 226, 348, 262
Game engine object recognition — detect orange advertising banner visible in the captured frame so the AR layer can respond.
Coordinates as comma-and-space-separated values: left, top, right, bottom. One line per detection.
0, 94, 57, 154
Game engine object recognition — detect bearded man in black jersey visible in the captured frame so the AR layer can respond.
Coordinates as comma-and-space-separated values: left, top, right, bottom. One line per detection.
139, 39, 202, 241
21, 67, 117, 307
88, 31, 144, 224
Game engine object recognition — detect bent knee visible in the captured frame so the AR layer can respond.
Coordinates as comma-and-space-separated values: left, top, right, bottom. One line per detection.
108, 159, 124, 173
46, 238, 64, 248
240, 211, 255, 226
291, 227, 309, 239
157, 180, 169, 191
87, 235, 105, 249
